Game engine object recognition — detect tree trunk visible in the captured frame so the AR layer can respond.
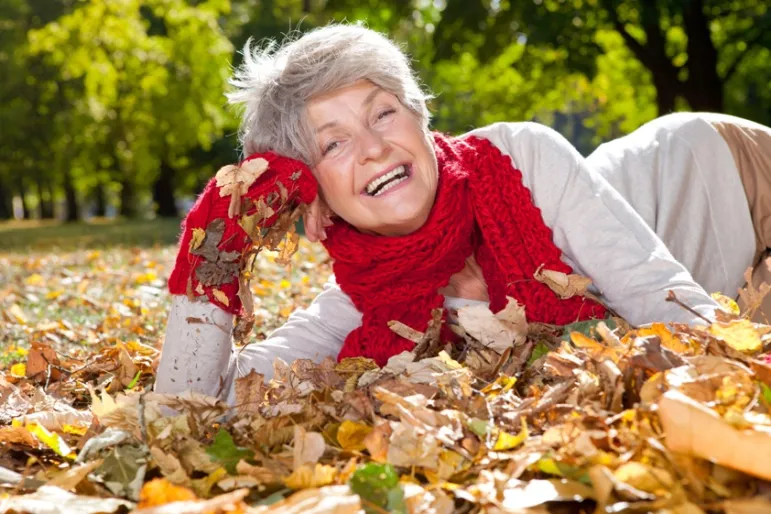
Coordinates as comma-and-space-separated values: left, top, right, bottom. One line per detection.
16, 175, 31, 219
37, 179, 55, 219
119, 177, 138, 218
63, 167, 80, 222
153, 161, 178, 218
0, 177, 12, 220
93, 181, 107, 217
682, 0, 724, 112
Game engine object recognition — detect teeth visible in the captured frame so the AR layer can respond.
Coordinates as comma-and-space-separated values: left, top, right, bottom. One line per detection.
372, 175, 408, 196
365, 165, 408, 195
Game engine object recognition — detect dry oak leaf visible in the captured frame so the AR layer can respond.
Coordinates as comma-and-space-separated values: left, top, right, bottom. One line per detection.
458, 296, 528, 351
252, 485, 361, 514
283, 463, 338, 490
534, 266, 592, 299
216, 158, 269, 218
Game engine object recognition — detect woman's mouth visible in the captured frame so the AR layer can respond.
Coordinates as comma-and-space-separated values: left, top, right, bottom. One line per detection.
364, 164, 412, 197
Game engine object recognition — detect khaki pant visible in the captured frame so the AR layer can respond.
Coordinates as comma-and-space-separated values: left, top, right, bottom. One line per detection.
711, 116, 771, 322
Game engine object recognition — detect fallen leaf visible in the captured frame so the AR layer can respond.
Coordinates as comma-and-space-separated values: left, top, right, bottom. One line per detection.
205, 429, 255, 475
458, 297, 527, 351
252, 485, 361, 514
294, 426, 326, 470
709, 319, 763, 353
283, 463, 338, 490
234, 369, 266, 416
0, 485, 133, 514
337, 420, 373, 452
534, 267, 592, 299
137, 477, 197, 508
349, 462, 406, 514
47, 460, 104, 491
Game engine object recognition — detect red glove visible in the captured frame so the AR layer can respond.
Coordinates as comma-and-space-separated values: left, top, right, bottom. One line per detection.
168, 152, 317, 315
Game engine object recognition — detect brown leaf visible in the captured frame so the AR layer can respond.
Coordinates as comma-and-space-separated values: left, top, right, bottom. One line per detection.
216, 158, 270, 218
234, 369, 266, 416
26, 341, 61, 382
534, 266, 592, 299
195, 261, 239, 287
458, 297, 527, 352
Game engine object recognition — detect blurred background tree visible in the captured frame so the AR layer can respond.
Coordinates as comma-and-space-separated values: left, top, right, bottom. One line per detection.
0, 0, 768, 221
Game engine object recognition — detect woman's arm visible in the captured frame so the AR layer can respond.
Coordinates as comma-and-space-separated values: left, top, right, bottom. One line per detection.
156, 276, 360, 402
470, 122, 719, 325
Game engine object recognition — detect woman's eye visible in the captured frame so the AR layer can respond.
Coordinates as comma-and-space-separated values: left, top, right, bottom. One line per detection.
377, 108, 396, 121
323, 141, 340, 155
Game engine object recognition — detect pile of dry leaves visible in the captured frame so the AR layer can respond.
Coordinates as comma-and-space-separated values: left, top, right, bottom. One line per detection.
4, 276, 771, 513
4, 160, 771, 513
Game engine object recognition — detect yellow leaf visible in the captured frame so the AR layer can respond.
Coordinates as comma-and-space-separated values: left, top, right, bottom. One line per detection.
10, 363, 26, 378
25, 423, 75, 459
613, 462, 674, 495
211, 288, 230, 307
712, 292, 740, 316
8, 304, 27, 324
45, 290, 64, 300
481, 375, 517, 398
189, 228, 206, 252
62, 424, 89, 436
337, 420, 372, 452
24, 274, 44, 286
493, 419, 529, 451
709, 319, 762, 353
138, 478, 198, 508
283, 464, 338, 490
570, 331, 620, 361
637, 323, 690, 353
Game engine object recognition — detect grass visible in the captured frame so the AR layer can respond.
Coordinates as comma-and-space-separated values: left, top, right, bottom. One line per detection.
0, 218, 183, 253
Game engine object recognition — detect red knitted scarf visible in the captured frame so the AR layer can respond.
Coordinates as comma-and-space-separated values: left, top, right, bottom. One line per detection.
322, 133, 606, 365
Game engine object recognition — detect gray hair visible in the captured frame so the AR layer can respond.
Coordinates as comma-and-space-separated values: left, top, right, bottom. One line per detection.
226, 23, 433, 165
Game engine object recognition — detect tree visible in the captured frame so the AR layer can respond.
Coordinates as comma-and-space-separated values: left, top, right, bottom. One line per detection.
27, 0, 235, 219
433, 0, 771, 118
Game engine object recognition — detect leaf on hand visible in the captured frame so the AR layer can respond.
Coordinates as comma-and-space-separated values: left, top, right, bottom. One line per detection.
189, 228, 206, 252
205, 429, 255, 475
534, 266, 592, 299
215, 158, 269, 218
211, 288, 230, 307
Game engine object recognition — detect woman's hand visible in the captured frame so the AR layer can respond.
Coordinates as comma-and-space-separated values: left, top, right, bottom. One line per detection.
303, 194, 334, 242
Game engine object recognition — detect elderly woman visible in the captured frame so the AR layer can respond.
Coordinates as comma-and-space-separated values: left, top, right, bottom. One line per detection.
155, 24, 718, 403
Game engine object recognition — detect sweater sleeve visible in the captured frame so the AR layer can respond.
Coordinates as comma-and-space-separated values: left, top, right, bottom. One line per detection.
225, 275, 360, 402
468, 121, 719, 326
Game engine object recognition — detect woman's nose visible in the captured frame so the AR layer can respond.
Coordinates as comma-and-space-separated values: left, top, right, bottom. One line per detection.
357, 127, 390, 164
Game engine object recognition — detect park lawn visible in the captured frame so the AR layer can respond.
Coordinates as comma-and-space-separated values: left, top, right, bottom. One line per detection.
0, 218, 333, 370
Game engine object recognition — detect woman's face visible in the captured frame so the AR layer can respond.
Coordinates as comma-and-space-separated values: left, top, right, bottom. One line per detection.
307, 80, 438, 236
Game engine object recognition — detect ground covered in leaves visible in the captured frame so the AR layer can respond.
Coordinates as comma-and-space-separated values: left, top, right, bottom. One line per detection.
4, 224, 771, 514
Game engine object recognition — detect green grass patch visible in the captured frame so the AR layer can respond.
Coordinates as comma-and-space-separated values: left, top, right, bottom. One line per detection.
0, 218, 183, 253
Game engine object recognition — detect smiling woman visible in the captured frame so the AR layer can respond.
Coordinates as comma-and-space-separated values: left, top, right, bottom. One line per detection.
155, 24, 721, 404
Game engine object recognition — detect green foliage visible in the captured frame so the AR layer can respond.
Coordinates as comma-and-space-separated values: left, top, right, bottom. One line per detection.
1, 0, 769, 221
205, 428, 255, 475
349, 463, 406, 514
